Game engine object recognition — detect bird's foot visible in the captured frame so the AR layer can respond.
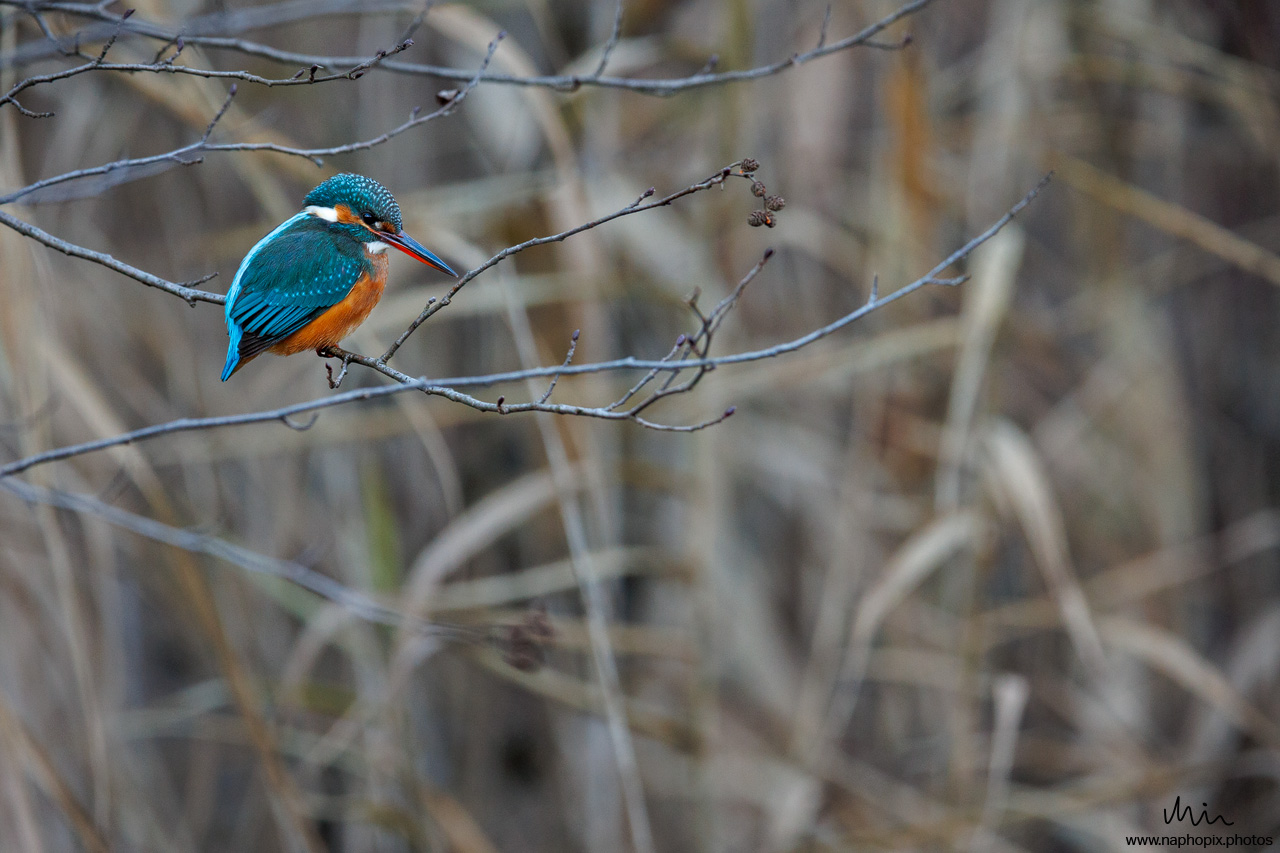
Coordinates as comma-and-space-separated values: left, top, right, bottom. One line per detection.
319, 346, 353, 389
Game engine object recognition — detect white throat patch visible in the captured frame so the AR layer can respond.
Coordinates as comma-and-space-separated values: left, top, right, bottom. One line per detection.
366, 241, 390, 254
305, 205, 339, 222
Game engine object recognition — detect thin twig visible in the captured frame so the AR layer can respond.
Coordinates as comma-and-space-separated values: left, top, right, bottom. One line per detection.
641, 251, 773, 404
0, 36, 499, 303
536, 330, 580, 405
0, 175, 1050, 476
605, 336, 685, 411
25, 8, 77, 56
380, 161, 756, 362
0, 208, 222, 304
591, 0, 625, 79
704, 247, 773, 338
0, 33, 500, 206
2, 0, 934, 97
249, 32, 501, 162
0, 383, 421, 477
0, 30, 418, 115
634, 406, 734, 432
201, 84, 237, 140
0, 477, 473, 638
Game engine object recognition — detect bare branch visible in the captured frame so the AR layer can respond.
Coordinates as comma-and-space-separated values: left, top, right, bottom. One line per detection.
380, 161, 758, 362
536, 329, 581, 405
243, 31, 501, 161
591, 0, 625, 79
0, 208, 222, 304
201, 83, 237, 140
0, 22, 417, 117
25, 7, 78, 56
704, 247, 773, 338
605, 336, 685, 412
0, 383, 420, 478
627, 249, 774, 413
0, 36, 498, 300
0, 476, 464, 637
0, 175, 1050, 477
635, 406, 735, 432
2, 0, 935, 97
0, 32, 500, 206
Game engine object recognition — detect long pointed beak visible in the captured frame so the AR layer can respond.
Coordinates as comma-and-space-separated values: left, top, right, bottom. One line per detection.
383, 229, 457, 276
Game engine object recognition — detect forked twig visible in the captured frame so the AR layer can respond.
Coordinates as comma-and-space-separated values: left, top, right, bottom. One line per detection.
0, 175, 1051, 476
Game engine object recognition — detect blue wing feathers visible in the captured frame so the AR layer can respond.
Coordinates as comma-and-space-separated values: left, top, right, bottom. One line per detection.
222, 216, 372, 380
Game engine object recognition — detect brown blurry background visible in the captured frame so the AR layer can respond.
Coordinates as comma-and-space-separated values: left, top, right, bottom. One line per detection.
2, 0, 1280, 850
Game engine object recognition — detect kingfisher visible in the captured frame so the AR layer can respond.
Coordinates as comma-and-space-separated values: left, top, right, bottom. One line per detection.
221, 173, 455, 381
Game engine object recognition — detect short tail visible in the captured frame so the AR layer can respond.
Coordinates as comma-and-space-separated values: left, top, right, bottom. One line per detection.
221, 325, 243, 381
220, 353, 240, 381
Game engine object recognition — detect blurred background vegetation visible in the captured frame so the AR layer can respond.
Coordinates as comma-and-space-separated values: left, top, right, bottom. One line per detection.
2, 0, 1280, 850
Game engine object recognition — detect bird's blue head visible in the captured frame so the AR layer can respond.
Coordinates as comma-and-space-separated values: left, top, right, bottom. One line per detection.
303, 173, 455, 276
306, 173, 403, 233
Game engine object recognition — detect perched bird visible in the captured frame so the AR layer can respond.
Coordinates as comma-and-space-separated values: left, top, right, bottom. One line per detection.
221, 173, 455, 381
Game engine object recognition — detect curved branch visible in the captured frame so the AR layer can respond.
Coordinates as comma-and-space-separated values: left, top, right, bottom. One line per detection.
0, 35, 500, 300
0, 35, 417, 117
1, 33, 501, 205
2, 0, 936, 97
0, 173, 1049, 479
380, 162, 754, 362
0, 476, 464, 636
0, 208, 223, 304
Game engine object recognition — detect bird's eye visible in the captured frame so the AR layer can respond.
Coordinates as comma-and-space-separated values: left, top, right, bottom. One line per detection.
361, 212, 377, 226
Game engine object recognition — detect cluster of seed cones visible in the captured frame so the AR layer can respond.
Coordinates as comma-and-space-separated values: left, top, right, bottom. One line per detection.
740, 158, 785, 228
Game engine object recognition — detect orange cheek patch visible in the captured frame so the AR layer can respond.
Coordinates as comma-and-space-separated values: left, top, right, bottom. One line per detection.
334, 203, 385, 239
334, 203, 361, 226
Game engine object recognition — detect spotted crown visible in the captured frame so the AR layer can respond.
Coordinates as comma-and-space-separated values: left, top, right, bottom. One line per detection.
304, 173, 403, 231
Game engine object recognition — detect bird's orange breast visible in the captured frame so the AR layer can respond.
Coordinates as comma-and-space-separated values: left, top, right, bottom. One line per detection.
270, 253, 389, 355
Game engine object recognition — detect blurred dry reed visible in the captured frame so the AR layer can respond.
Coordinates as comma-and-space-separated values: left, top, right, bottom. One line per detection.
2, 1, 1279, 851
